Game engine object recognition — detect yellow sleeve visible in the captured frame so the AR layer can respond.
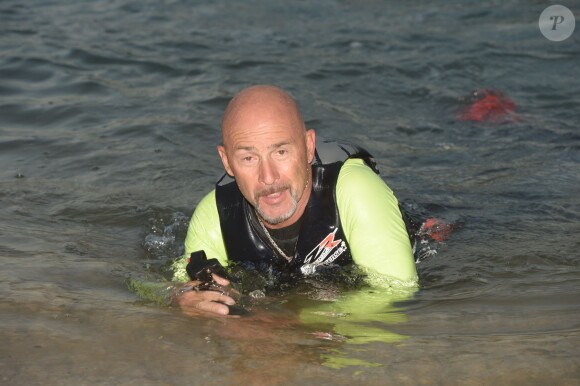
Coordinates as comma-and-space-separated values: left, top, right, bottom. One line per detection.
299, 285, 417, 345
171, 190, 228, 282
336, 158, 418, 285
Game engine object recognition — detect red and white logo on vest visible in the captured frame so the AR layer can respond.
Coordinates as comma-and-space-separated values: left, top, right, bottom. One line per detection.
300, 228, 347, 276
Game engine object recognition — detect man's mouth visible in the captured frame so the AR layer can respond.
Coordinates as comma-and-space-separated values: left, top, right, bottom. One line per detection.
258, 188, 288, 205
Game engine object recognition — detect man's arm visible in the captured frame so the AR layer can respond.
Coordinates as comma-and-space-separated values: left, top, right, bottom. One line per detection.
171, 189, 228, 282
337, 158, 418, 285
171, 190, 235, 316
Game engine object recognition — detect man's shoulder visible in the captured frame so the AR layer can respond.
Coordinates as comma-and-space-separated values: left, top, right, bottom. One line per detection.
193, 189, 218, 218
337, 158, 385, 187
336, 158, 395, 209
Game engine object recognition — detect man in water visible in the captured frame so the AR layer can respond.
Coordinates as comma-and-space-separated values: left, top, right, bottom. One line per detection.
172, 85, 417, 316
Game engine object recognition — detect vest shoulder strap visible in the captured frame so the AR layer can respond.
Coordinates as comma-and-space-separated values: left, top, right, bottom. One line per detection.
314, 138, 379, 174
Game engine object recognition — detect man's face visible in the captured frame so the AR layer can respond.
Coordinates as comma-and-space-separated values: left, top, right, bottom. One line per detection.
218, 106, 315, 228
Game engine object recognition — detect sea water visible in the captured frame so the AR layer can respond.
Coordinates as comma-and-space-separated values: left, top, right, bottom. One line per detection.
1, 0, 579, 384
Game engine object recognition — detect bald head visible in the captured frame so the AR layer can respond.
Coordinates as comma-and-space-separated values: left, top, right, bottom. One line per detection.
220, 85, 305, 146
216, 85, 316, 228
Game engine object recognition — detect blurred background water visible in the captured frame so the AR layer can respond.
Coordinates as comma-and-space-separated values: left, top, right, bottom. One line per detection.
1, 0, 579, 384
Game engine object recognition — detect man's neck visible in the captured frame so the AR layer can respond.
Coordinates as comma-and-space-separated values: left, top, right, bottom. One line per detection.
267, 215, 304, 240
253, 208, 304, 258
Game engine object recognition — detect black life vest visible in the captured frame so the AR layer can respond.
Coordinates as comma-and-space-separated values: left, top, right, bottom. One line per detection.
214, 138, 379, 278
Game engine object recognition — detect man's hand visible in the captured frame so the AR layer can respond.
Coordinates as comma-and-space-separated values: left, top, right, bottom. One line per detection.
173, 274, 238, 317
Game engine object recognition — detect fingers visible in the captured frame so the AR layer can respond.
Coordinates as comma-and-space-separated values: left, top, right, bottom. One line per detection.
200, 289, 236, 306
209, 275, 241, 297
181, 303, 232, 318
177, 288, 236, 316
211, 273, 230, 286
197, 300, 231, 316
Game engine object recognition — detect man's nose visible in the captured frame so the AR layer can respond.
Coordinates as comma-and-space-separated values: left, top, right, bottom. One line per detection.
258, 158, 279, 185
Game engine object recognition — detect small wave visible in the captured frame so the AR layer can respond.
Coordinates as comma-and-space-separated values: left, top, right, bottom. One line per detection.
0, 57, 56, 82
64, 47, 184, 77
0, 103, 83, 128
141, 211, 189, 277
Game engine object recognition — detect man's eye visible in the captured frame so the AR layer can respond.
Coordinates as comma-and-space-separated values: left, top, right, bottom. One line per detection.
276, 149, 287, 156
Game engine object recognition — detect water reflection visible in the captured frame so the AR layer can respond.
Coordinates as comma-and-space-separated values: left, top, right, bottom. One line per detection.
129, 268, 417, 372
297, 286, 415, 368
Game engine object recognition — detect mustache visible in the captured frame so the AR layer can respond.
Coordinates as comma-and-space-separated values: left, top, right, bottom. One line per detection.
255, 184, 290, 198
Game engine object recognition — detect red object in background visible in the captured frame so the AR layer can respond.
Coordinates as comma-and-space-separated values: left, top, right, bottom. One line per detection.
458, 89, 518, 123
421, 218, 452, 243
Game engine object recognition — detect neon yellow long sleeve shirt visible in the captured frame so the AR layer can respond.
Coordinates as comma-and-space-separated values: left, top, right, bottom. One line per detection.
172, 159, 417, 286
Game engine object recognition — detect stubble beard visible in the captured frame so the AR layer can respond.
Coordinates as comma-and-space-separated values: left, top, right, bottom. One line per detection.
254, 167, 311, 226
255, 184, 299, 226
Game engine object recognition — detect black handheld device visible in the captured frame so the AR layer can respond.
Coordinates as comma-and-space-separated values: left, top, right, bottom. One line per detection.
186, 250, 229, 286
185, 251, 248, 316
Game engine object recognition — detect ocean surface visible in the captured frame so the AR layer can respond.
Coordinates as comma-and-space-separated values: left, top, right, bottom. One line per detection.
1, 0, 579, 384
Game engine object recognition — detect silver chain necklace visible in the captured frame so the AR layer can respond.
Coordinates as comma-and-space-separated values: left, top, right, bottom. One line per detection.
257, 216, 294, 263
255, 175, 309, 263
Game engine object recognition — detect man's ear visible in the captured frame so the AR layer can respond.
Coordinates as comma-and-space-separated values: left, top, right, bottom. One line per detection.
305, 129, 316, 164
217, 145, 234, 177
